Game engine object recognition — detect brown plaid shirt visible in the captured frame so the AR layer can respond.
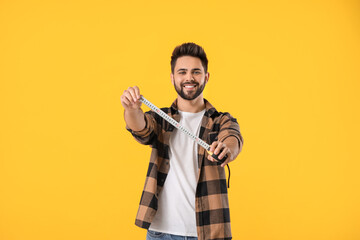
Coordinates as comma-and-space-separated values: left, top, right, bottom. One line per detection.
126, 98, 244, 240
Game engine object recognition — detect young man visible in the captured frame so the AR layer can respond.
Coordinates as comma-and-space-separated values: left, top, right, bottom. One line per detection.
121, 42, 244, 240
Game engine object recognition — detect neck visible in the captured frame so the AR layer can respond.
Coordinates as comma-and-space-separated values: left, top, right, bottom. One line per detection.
176, 95, 206, 113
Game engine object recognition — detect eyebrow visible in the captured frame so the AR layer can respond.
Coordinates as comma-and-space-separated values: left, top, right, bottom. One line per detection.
176, 68, 202, 72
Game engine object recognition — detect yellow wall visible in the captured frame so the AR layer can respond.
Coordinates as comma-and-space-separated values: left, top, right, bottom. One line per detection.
1, 0, 359, 239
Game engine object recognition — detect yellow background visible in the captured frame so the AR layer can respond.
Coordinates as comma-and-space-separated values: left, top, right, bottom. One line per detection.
1, 0, 359, 239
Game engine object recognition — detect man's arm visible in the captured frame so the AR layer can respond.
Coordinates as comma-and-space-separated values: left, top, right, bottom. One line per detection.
121, 86, 145, 131
121, 86, 158, 145
208, 113, 244, 167
124, 108, 146, 132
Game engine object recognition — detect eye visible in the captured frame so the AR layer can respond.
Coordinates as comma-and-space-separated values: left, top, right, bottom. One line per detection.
194, 71, 201, 75
179, 71, 186, 75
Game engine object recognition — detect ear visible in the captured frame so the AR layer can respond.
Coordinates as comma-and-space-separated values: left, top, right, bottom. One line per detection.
170, 73, 175, 85
205, 72, 210, 84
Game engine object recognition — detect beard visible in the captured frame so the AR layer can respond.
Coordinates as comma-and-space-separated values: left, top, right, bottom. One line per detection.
174, 80, 206, 100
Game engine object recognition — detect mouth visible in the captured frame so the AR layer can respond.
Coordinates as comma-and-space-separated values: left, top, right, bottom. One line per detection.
182, 83, 198, 90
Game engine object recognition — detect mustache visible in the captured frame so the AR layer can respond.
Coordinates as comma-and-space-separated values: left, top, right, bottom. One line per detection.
181, 81, 199, 86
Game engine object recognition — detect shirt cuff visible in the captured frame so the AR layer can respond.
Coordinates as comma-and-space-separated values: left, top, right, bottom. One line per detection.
125, 114, 149, 136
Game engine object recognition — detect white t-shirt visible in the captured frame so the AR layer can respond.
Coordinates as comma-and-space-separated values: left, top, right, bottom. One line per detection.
149, 109, 206, 237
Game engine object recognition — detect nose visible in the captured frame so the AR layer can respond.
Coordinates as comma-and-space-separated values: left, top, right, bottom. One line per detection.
186, 72, 195, 81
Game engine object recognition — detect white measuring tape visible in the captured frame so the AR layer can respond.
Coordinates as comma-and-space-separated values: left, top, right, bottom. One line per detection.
139, 96, 227, 164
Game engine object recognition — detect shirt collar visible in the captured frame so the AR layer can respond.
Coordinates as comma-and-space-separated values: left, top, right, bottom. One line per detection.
170, 98, 218, 118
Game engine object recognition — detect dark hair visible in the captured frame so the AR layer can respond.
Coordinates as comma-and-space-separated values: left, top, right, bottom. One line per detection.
170, 42, 208, 73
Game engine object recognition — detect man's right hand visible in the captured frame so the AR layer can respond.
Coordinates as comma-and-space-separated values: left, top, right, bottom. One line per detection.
121, 86, 146, 132
121, 86, 142, 111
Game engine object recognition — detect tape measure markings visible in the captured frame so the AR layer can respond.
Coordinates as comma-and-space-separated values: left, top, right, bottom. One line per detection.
139, 96, 211, 152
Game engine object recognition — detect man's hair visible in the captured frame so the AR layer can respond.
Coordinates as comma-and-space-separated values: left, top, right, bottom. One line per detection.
170, 42, 208, 73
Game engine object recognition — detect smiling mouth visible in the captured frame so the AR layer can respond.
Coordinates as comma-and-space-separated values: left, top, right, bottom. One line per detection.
183, 84, 197, 90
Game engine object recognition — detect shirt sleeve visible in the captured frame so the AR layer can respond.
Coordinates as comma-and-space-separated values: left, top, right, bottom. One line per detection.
125, 111, 158, 145
217, 113, 244, 153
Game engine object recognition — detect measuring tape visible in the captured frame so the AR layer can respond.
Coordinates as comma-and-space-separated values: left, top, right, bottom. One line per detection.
139, 96, 228, 164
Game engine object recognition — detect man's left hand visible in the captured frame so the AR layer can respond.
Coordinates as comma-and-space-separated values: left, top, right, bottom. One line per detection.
207, 141, 233, 167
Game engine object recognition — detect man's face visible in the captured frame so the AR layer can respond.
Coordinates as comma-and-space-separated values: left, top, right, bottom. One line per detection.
171, 56, 209, 101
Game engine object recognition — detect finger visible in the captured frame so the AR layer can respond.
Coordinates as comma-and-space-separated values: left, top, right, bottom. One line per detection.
221, 159, 230, 168
127, 87, 137, 103
217, 147, 228, 160
220, 152, 232, 167
209, 141, 217, 153
122, 90, 128, 100
121, 92, 129, 104
124, 91, 135, 104
214, 142, 225, 155
121, 95, 131, 107
207, 155, 215, 162
133, 86, 140, 100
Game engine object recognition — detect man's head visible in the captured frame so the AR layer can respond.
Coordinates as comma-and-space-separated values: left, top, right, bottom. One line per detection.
170, 42, 209, 101
171, 42, 208, 74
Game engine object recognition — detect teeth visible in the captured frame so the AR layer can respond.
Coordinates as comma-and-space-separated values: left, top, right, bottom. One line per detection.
184, 85, 196, 89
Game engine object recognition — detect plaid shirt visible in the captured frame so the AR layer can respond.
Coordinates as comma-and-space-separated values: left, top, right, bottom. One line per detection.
126, 98, 243, 240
